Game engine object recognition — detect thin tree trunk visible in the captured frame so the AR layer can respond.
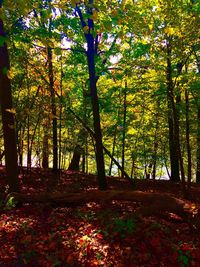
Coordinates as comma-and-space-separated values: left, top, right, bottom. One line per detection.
0, 14, 20, 192
130, 160, 135, 179
42, 130, 49, 169
195, 54, 200, 182
121, 80, 127, 178
47, 46, 58, 173
185, 89, 192, 190
196, 107, 200, 183
152, 118, 159, 180
59, 51, 63, 171
27, 71, 31, 170
109, 125, 117, 176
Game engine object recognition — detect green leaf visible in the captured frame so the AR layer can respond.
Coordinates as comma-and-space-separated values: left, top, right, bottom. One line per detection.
54, 47, 62, 55
2, 67, 8, 75
0, 36, 5, 47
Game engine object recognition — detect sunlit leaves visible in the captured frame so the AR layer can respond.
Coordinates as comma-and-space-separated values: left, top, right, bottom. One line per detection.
5, 108, 16, 115
83, 25, 89, 33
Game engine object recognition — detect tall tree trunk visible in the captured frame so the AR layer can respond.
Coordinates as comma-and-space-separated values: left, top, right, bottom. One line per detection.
121, 80, 127, 178
59, 52, 63, 171
47, 46, 58, 173
166, 40, 186, 195
0, 15, 20, 192
196, 107, 200, 183
166, 41, 180, 182
185, 89, 192, 190
195, 54, 200, 182
47, 17, 58, 173
83, 3, 107, 190
152, 118, 159, 180
25, 63, 31, 170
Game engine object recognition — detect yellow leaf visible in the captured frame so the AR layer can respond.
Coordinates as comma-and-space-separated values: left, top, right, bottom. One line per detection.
7, 69, 14, 79
71, 0, 79, 8
127, 128, 137, 135
49, 114, 58, 120
5, 108, 16, 114
91, 10, 98, 21
164, 27, 175, 35
83, 25, 89, 33
148, 24, 153, 30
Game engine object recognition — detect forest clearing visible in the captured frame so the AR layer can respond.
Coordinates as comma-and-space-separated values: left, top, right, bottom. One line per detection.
0, 0, 200, 266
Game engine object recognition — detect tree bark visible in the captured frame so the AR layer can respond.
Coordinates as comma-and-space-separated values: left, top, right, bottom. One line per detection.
109, 125, 117, 176
42, 131, 49, 169
0, 16, 20, 192
122, 80, 127, 178
68, 145, 82, 171
196, 106, 200, 183
195, 54, 200, 183
47, 45, 58, 173
166, 40, 186, 195
76, 2, 107, 190
185, 89, 192, 190
166, 41, 180, 182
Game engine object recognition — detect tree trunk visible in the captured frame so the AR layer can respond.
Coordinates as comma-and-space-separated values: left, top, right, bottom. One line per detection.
185, 89, 192, 190
85, 4, 107, 190
195, 54, 200, 183
68, 145, 82, 171
9, 190, 197, 228
196, 106, 200, 182
109, 125, 117, 176
166, 41, 180, 182
168, 115, 180, 181
0, 16, 20, 192
152, 142, 158, 180
121, 80, 127, 178
42, 131, 49, 169
47, 46, 58, 173
166, 40, 186, 195
152, 116, 159, 180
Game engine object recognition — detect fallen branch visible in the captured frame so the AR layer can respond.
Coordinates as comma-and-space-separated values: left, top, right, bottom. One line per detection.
8, 190, 198, 227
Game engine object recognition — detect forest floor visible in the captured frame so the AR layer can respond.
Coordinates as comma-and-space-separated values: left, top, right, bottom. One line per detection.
0, 167, 200, 267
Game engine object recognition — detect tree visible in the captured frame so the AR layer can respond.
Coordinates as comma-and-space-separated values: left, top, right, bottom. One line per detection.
0, 1, 20, 192
76, 1, 108, 190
